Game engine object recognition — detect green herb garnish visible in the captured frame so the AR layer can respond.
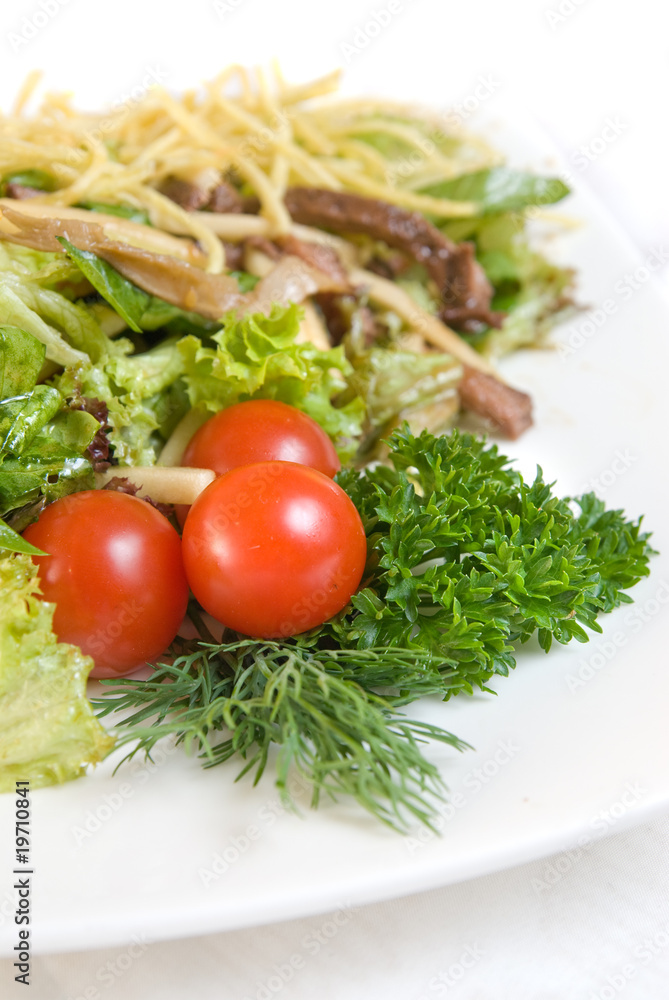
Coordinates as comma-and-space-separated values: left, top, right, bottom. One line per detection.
94, 427, 653, 830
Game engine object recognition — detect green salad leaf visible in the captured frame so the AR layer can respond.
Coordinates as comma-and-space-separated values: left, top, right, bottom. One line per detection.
34, 249, 365, 463
0, 265, 109, 364
0, 328, 97, 523
76, 201, 151, 225
0, 324, 46, 397
337, 339, 461, 453
421, 167, 570, 215
0, 242, 79, 289
0, 384, 62, 456
0, 518, 45, 555
0, 169, 55, 195
178, 304, 364, 460
441, 212, 575, 356
52, 302, 364, 467
58, 237, 150, 334
0, 553, 114, 791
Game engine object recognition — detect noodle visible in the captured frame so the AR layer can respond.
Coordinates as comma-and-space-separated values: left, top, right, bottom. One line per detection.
0, 66, 494, 271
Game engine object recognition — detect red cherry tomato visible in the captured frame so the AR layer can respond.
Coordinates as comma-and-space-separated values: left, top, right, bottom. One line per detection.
181, 461, 367, 638
183, 400, 340, 477
23, 490, 189, 678
175, 400, 340, 526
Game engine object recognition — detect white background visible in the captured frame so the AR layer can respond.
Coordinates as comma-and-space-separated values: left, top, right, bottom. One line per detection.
1, 0, 668, 997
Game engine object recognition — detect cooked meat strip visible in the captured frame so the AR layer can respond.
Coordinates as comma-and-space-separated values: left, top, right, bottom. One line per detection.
277, 234, 350, 287
159, 177, 211, 212
316, 291, 384, 347
458, 366, 533, 439
314, 292, 347, 345
240, 195, 261, 215
4, 183, 43, 200
313, 293, 355, 346
438, 242, 503, 330
283, 188, 498, 330
207, 182, 245, 214
221, 240, 245, 270
366, 251, 411, 281
245, 235, 283, 262
161, 177, 244, 214
440, 305, 506, 330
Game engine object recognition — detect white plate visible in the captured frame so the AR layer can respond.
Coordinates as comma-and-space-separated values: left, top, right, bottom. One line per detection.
1, 108, 668, 960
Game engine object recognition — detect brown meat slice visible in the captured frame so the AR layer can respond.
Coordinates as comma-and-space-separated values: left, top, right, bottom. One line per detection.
440, 304, 506, 329
221, 241, 245, 270
159, 177, 211, 212
160, 178, 244, 214
366, 251, 411, 280
314, 293, 381, 346
244, 235, 283, 262
245, 233, 351, 292
438, 243, 503, 330
283, 188, 499, 330
207, 182, 244, 214
458, 366, 533, 439
277, 234, 350, 287
4, 183, 43, 200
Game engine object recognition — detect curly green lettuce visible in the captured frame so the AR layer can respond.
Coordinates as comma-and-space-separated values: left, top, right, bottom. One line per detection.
0, 553, 114, 791
0, 325, 98, 548
177, 304, 364, 461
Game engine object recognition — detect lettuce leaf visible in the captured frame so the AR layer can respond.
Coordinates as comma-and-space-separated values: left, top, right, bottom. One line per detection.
343, 344, 461, 436
56, 336, 188, 466
0, 519, 45, 555
76, 200, 151, 225
0, 324, 46, 398
0, 553, 114, 791
0, 327, 97, 523
421, 167, 569, 214
0, 169, 55, 194
441, 212, 575, 356
57, 304, 366, 466
59, 238, 219, 337
179, 304, 364, 460
0, 264, 112, 365
58, 237, 150, 334
0, 242, 79, 288
0, 384, 62, 455
3, 243, 366, 466
0, 280, 88, 367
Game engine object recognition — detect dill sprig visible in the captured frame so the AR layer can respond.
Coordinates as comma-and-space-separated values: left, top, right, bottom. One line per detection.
94, 640, 469, 832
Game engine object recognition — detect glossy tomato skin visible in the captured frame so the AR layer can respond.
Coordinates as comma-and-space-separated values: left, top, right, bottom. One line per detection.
182, 461, 367, 638
182, 400, 341, 478
23, 490, 189, 678
176, 400, 340, 527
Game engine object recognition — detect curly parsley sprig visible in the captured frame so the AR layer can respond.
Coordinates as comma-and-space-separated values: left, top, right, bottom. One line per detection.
335, 427, 653, 692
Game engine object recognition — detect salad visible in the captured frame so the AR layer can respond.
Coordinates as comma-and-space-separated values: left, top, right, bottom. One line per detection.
0, 68, 652, 830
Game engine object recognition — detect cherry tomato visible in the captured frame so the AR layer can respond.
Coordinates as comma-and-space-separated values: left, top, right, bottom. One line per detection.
23, 490, 189, 678
175, 400, 340, 526
183, 400, 340, 478
182, 461, 367, 638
